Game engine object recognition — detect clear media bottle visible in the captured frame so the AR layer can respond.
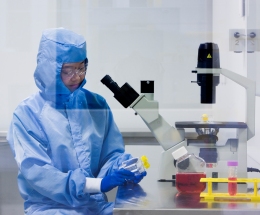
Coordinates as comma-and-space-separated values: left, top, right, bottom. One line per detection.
172, 146, 206, 193
227, 161, 238, 196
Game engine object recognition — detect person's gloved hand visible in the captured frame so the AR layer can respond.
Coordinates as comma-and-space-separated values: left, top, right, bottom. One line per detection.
101, 169, 135, 193
133, 171, 147, 184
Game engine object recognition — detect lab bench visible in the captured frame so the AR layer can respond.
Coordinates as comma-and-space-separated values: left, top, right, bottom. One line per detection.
113, 168, 260, 215
115, 141, 260, 215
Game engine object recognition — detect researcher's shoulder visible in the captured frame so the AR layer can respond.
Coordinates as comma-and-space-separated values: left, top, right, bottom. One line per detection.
81, 88, 108, 107
14, 92, 45, 113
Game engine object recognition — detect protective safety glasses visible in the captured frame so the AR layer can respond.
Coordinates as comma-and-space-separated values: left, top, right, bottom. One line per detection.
61, 65, 87, 79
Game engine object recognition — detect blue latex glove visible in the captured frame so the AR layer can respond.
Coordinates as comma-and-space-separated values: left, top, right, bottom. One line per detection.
133, 171, 147, 184
101, 169, 135, 193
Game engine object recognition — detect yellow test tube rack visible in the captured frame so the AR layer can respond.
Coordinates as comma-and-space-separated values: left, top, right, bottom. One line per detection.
200, 178, 260, 202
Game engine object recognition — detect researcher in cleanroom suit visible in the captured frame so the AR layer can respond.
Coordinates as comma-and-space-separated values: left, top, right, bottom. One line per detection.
7, 28, 146, 215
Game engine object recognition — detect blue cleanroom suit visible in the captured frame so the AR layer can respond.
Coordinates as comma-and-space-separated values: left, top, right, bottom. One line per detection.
7, 28, 132, 215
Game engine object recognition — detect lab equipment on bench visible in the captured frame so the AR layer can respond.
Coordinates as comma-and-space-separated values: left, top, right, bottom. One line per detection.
101, 42, 256, 193
172, 146, 206, 193
200, 177, 260, 202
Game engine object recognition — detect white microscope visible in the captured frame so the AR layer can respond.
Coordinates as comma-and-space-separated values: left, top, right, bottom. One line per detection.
101, 43, 256, 192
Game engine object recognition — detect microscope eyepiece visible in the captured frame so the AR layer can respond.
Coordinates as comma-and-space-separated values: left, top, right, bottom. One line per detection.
101, 75, 113, 85
101, 75, 121, 95
101, 75, 139, 108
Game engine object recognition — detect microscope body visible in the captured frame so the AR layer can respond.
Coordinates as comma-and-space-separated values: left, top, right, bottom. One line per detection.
101, 42, 255, 193
130, 95, 248, 192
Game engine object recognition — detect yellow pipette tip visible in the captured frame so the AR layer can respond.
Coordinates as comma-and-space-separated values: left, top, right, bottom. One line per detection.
141, 155, 150, 169
202, 113, 208, 122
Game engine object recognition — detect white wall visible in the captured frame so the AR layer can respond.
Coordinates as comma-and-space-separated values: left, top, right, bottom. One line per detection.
247, 0, 260, 96
0, 0, 214, 132
212, 0, 260, 163
246, 0, 260, 163
0, 0, 58, 131
212, 0, 247, 122
84, 0, 214, 131
1, 0, 258, 141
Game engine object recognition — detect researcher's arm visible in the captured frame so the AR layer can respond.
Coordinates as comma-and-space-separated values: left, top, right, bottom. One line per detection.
8, 110, 90, 207
95, 102, 147, 187
96, 102, 132, 177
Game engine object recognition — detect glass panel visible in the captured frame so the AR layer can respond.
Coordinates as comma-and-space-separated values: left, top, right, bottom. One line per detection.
246, 0, 260, 164
1, 1, 259, 213
247, 0, 260, 95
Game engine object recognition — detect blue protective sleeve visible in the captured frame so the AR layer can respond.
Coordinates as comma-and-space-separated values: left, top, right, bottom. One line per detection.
10, 112, 89, 207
